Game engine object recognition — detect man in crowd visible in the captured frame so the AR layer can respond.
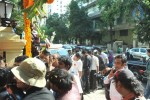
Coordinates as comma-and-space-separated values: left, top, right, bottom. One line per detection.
104, 55, 128, 100
144, 48, 150, 99
82, 50, 92, 94
35, 48, 51, 71
97, 48, 109, 66
88, 51, 99, 91
11, 58, 55, 100
14, 55, 29, 66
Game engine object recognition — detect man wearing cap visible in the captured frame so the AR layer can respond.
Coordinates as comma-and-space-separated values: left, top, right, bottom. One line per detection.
11, 58, 55, 100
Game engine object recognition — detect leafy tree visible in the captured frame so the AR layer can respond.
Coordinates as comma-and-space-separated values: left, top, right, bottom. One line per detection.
98, 0, 141, 47
10, 0, 24, 36
135, 0, 150, 47
46, 13, 69, 43
98, 0, 120, 47
69, 0, 93, 44
143, 0, 150, 7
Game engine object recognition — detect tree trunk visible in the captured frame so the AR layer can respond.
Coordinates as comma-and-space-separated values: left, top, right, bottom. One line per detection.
110, 25, 113, 50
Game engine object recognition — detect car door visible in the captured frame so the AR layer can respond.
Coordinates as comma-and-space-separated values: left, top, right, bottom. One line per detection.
131, 48, 140, 59
140, 48, 147, 58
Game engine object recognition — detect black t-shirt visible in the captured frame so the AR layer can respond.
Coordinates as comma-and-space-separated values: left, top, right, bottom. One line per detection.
82, 55, 91, 70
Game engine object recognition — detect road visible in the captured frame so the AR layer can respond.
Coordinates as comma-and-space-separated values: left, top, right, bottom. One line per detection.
84, 89, 106, 100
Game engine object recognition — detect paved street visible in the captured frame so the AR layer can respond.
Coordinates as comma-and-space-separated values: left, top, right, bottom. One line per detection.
84, 89, 106, 100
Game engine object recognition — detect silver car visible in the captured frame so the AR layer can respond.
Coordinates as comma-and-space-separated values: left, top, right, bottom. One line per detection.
129, 48, 149, 60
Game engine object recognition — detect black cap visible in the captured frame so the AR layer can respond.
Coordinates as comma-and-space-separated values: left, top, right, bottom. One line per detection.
42, 48, 51, 56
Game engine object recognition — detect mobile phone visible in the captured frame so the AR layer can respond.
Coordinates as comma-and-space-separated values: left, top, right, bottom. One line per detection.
113, 69, 116, 73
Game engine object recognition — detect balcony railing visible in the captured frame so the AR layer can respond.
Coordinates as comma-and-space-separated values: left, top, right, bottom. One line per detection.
83, 0, 97, 8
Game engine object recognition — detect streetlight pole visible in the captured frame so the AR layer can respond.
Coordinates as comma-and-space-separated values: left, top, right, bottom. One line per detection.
0, 0, 13, 26
4, 0, 7, 20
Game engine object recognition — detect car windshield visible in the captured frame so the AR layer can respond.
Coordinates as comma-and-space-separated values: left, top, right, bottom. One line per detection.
50, 49, 69, 56
63, 45, 72, 49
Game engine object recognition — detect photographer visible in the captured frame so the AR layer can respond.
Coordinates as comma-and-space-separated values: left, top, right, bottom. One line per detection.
0, 68, 25, 100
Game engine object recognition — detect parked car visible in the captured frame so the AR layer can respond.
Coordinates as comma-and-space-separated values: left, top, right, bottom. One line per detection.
42, 44, 69, 57
49, 48, 69, 57
62, 44, 72, 52
129, 48, 149, 60
85, 46, 93, 51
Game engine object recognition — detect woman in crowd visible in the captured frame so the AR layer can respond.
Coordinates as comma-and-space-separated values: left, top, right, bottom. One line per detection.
114, 69, 145, 100
58, 55, 83, 99
47, 68, 81, 100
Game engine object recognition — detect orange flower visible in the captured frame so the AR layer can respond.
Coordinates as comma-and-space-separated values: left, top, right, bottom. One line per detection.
23, 0, 32, 57
23, 0, 28, 8
26, 0, 34, 8
47, 0, 54, 4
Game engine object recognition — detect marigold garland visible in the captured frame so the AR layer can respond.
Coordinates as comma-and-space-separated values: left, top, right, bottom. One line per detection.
23, 0, 32, 57
26, 0, 34, 8
23, 0, 55, 57
47, 0, 54, 4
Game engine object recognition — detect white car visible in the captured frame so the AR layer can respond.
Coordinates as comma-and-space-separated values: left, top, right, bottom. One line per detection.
62, 45, 72, 52
49, 48, 69, 57
129, 48, 149, 60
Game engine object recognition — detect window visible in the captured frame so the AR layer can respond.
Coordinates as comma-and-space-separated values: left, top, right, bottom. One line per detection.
140, 49, 146, 53
132, 48, 139, 52
120, 30, 128, 36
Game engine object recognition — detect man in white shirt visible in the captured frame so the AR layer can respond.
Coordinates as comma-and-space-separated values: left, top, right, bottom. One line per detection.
69, 53, 83, 95
104, 55, 127, 100
70, 53, 83, 78
97, 48, 109, 66
88, 51, 99, 91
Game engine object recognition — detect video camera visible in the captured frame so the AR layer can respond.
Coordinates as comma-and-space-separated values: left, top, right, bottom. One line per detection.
0, 68, 25, 100
0, 68, 15, 87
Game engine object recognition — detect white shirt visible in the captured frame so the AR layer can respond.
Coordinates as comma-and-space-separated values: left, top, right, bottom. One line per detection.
104, 70, 123, 100
69, 59, 83, 93
100, 52, 109, 64
90, 55, 99, 70
69, 59, 83, 76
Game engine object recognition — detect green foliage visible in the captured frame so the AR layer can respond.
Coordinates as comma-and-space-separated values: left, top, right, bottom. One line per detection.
10, 0, 49, 40
143, 0, 150, 7
10, 0, 24, 35
46, 13, 69, 43
69, 0, 93, 44
22, 0, 47, 20
98, 0, 138, 28
134, 1, 150, 45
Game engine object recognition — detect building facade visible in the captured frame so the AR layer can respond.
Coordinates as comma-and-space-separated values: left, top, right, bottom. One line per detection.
48, 0, 71, 15
81, 0, 148, 51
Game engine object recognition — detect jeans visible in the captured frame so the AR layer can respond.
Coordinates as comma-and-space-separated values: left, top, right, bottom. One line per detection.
144, 79, 150, 99
90, 70, 97, 90
82, 69, 90, 93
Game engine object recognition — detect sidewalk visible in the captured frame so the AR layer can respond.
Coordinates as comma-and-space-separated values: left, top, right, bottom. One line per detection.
84, 89, 106, 100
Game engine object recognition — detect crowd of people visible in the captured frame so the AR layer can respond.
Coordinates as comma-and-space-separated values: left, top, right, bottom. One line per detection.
0, 46, 150, 100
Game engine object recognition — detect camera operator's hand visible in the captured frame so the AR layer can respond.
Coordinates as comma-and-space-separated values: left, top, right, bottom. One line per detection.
108, 68, 115, 79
